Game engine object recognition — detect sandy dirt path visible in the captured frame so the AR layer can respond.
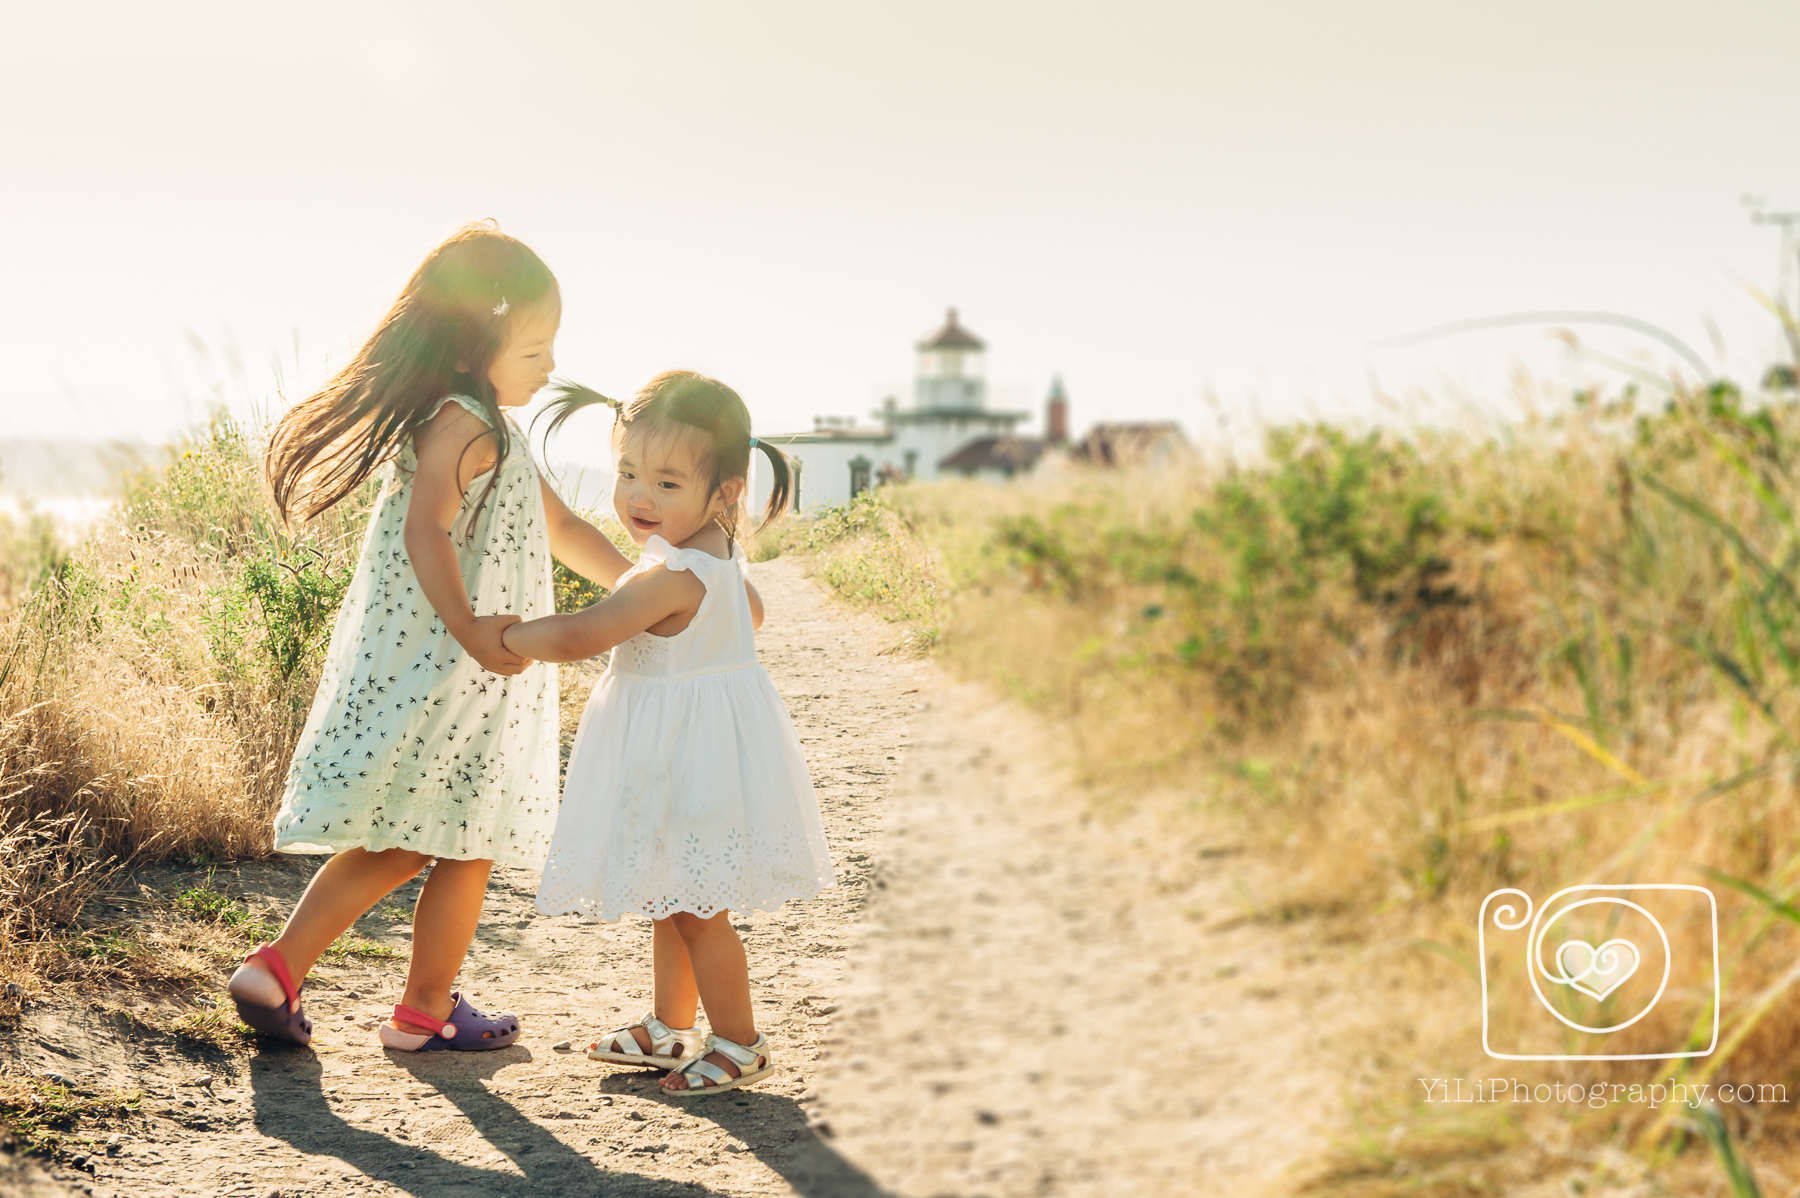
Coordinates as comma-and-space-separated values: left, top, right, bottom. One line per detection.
806, 679, 1365, 1198
3, 560, 1364, 1197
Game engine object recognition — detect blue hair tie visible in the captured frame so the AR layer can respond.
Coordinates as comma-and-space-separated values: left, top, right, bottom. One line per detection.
747, 437, 759, 449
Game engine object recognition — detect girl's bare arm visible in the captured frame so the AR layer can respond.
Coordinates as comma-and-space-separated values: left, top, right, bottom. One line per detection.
502, 566, 703, 663
402, 405, 530, 675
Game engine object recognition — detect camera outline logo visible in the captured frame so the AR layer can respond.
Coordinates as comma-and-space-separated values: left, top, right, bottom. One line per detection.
1478, 883, 1719, 1061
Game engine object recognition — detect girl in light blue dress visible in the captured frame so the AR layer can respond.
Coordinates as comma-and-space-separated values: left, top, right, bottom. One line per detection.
225, 222, 641, 1052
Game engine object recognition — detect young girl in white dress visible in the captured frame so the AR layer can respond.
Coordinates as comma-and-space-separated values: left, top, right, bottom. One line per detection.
505, 371, 834, 1096
226, 223, 652, 1052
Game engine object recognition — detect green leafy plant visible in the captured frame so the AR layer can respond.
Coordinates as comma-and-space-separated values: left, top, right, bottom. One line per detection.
233, 546, 353, 683
1685, 1104, 1763, 1198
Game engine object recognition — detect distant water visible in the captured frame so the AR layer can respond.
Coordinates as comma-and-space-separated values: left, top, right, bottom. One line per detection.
0, 437, 148, 495
0, 445, 608, 539
0, 493, 118, 535
0, 438, 141, 538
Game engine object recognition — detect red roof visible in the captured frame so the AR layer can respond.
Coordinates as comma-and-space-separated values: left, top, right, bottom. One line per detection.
1068, 422, 1191, 468
939, 435, 1045, 473
918, 307, 985, 351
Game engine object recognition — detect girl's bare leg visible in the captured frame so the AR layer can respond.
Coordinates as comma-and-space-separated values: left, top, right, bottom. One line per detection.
659, 910, 757, 1092
614, 918, 702, 1056
653, 917, 700, 1028
228, 847, 431, 1007
393, 857, 493, 1031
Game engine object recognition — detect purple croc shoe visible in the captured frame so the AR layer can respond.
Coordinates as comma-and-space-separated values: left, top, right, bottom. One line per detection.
230, 943, 314, 1046
378, 993, 522, 1052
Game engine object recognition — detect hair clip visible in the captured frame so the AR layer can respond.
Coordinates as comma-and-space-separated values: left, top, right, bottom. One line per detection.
492, 297, 510, 317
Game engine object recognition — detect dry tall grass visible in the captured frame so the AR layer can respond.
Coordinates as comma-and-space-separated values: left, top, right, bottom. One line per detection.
0, 416, 371, 987
807, 379, 1800, 1184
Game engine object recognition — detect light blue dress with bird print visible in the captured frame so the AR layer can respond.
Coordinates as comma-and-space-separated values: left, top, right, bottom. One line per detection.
272, 394, 560, 868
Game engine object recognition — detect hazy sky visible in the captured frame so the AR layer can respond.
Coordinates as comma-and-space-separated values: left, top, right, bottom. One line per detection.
5, 1, 1799, 461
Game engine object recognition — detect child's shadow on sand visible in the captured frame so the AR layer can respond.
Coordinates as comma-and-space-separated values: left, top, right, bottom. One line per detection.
594, 1070, 889, 1198
246, 1043, 714, 1197
248, 1044, 890, 1197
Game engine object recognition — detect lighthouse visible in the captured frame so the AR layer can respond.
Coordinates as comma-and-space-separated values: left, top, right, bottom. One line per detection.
757, 307, 1030, 509
887, 308, 1028, 484
913, 307, 987, 410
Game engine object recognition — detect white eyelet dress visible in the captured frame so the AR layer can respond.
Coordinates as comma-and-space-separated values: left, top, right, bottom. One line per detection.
271, 394, 560, 869
535, 535, 836, 921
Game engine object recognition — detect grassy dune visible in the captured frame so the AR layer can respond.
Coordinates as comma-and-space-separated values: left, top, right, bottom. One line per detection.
800, 380, 1800, 1191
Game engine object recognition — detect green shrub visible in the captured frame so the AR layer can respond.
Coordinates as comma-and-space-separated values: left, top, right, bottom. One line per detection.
1263, 424, 1460, 610
802, 490, 939, 646
977, 426, 1472, 726
206, 544, 354, 686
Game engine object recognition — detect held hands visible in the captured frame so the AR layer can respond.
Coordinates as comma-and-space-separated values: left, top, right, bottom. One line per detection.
461, 613, 533, 676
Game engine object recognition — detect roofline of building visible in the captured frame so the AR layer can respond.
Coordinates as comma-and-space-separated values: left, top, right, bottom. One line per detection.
889, 406, 1030, 424
761, 407, 1032, 443
917, 307, 986, 351
917, 333, 986, 351
758, 430, 894, 446
937, 434, 1050, 471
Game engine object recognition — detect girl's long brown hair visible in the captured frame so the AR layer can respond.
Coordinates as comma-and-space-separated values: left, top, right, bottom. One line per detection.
537, 372, 794, 538
267, 220, 558, 526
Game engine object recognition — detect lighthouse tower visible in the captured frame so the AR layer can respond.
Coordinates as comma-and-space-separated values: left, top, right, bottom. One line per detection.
889, 308, 1027, 481
914, 307, 987, 410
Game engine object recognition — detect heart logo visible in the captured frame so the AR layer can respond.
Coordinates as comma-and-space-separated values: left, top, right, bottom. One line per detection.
1554, 938, 1640, 1001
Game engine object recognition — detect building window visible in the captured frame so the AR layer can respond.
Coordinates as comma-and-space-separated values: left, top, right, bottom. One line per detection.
849, 456, 871, 499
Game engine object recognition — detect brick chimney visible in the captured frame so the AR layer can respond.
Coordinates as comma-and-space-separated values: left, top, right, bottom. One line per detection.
1045, 374, 1069, 444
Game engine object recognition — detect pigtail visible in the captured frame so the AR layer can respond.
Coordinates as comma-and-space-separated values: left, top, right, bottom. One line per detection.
533, 379, 622, 455
554, 368, 790, 537
751, 439, 794, 532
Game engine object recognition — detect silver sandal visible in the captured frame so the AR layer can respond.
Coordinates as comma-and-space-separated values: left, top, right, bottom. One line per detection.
587, 1012, 700, 1069
664, 1031, 775, 1097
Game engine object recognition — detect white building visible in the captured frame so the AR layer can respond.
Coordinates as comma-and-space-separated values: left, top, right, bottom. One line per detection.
755, 309, 1031, 513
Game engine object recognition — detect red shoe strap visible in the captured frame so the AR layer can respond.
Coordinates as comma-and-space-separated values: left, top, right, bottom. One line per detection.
245, 944, 300, 1010
392, 1003, 455, 1038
